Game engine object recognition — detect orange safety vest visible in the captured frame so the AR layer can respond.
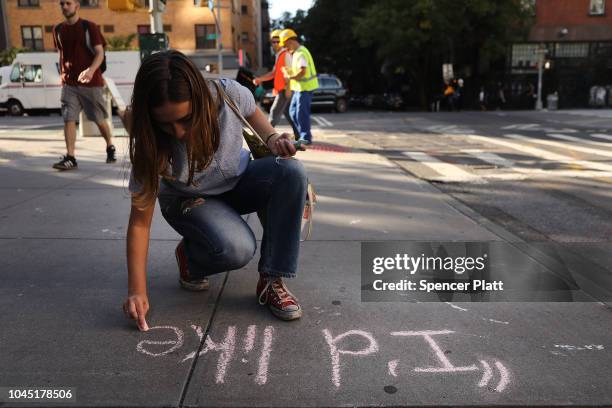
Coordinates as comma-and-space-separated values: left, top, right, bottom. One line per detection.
273, 49, 289, 95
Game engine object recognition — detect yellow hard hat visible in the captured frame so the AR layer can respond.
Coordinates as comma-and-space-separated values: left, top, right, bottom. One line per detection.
270, 29, 282, 39
279, 28, 298, 46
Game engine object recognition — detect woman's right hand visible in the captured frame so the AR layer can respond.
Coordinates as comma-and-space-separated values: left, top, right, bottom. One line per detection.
123, 293, 150, 331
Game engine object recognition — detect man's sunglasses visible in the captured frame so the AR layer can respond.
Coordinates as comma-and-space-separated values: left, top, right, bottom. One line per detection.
271, 40, 280, 44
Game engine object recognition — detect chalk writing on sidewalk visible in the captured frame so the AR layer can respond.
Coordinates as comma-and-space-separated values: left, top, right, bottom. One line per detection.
135, 325, 511, 393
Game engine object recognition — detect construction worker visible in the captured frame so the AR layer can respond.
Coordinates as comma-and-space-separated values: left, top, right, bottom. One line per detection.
280, 29, 318, 145
253, 30, 297, 136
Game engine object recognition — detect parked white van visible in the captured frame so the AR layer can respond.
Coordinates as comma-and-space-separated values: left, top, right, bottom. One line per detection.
0, 51, 139, 116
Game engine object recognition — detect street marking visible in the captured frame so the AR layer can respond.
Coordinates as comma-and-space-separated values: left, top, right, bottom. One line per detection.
388, 359, 399, 377
502, 123, 538, 130
319, 116, 333, 127
136, 326, 184, 357
467, 134, 612, 173
391, 330, 478, 373
494, 361, 510, 392
501, 124, 577, 133
312, 116, 333, 127
478, 361, 492, 387
463, 146, 612, 179
505, 133, 612, 159
255, 326, 274, 385
402, 151, 484, 183
312, 116, 325, 126
554, 344, 604, 351
547, 133, 612, 147
591, 133, 612, 141
138, 324, 514, 393
427, 124, 475, 134
461, 149, 515, 168
244, 324, 256, 353
323, 329, 379, 388
445, 302, 469, 312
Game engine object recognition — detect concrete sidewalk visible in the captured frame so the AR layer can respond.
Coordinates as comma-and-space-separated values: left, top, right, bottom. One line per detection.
1, 128, 612, 407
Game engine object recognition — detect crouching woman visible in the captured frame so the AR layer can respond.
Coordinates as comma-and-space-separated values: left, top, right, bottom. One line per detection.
122, 50, 307, 331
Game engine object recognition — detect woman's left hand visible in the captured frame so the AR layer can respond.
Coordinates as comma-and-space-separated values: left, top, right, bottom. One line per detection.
267, 133, 297, 157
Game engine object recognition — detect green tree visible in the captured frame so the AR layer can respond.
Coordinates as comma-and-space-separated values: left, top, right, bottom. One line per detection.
0, 47, 29, 66
353, 0, 533, 108
106, 33, 137, 51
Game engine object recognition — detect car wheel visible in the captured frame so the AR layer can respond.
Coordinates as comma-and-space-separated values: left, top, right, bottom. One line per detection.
7, 100, 24, 116
335, 98, 348, 113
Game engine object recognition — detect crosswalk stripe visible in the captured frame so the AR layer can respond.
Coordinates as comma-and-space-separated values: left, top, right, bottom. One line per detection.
312, 116, 325, 126
402, 151, 483, 182
547, 133, 612, 148
591, 133, 612, 141
319, 117, 333, 127
505, 133, 612, 159
461, 149, 515, 168
463, 148, 612, 179
467, 134, 612, 173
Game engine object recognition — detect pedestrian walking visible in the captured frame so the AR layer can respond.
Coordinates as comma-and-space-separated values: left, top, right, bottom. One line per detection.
279, 29, 318, 145
253, 29, 297, 137
496, 82, 507, 110
443, 81, 455, 111
122, 51, 307, 331
52, 0, 116, 170
478, 86, 487, 111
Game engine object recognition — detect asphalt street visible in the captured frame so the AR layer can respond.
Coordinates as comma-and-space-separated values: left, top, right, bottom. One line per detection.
0, 109, 611, 407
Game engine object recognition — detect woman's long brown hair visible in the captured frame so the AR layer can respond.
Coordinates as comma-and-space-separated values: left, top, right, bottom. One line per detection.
129, 50, 220, 209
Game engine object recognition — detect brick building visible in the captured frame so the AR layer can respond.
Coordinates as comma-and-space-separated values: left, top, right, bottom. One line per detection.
510, 0, 612, 108
1, 0, 267, 70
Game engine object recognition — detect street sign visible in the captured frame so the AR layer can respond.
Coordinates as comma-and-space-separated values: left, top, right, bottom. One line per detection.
442, 63, 454, 81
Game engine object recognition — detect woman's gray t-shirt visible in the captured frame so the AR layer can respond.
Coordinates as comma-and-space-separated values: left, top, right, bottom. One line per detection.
128, 79, 255, 197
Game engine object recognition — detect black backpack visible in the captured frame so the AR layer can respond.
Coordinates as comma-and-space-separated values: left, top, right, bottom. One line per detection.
54, 20, 107, 73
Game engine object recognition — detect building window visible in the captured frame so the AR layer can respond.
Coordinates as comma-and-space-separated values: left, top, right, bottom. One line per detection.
163, 24, 172, 32
589, 0, 605, 15
80, 0, 99, 7
138, 25, 151, 34
103, 25, 114, 33
195, 24, 216, 49
18, 0, 39, 7
241, 32, 248, 43
21, 26, 44, 50
241, 5, 247, 14
554, 42, 589, 58
511, 44, 539, 69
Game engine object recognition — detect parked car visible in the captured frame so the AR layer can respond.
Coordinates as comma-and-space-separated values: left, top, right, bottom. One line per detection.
261, 73, 348, 113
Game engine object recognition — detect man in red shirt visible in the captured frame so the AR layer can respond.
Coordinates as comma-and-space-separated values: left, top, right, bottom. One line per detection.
52, 0, 116, 170
253, 30, 297, 138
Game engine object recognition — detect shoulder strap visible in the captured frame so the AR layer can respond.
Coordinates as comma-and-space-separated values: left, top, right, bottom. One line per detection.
54, 23, 63, 49
81, 19, 94, 54
212, 80, 268, 145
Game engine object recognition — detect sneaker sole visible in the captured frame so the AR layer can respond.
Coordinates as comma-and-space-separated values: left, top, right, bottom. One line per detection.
179, 278, 210, 291
52, 165, 77, 171
268, 305, 302, 321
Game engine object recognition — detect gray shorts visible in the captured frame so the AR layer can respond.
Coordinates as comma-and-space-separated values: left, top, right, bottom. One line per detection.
61, 85, 108, 123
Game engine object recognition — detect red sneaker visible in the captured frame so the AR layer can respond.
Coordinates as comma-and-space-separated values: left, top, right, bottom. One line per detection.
257, 275, 302, 320
176, 240, 209, 291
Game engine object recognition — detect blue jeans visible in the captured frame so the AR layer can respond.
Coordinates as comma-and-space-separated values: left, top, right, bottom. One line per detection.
289, 90, 313, 142
159, 156, 307, 279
